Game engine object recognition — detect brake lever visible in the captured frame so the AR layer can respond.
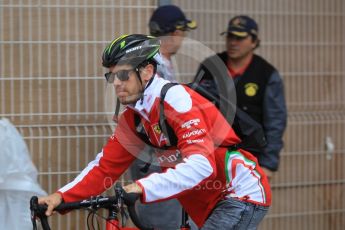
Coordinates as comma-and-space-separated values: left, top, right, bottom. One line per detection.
30, 196, 51, 230
30, 196, 39, 230
31, 209, 37, 230
114, 183, 153, 230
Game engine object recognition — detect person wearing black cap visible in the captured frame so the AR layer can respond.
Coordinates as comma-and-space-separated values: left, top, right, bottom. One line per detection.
129, 5, 198, 230
148, 4, 197, 82
196, 15, 287, 180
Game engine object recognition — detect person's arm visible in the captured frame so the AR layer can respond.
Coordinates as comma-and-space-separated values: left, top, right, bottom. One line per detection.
58, 111, 141, 203
261, 71, 287, 172
136, 154, 215, 203
38, 138, 136, 215
57, 140, 136, 203
39, 111, 141, 214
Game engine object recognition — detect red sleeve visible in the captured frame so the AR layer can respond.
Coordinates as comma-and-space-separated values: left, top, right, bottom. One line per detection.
59, 110, 142, 202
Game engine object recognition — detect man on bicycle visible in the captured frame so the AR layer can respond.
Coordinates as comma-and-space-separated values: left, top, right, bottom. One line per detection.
39, 34, 271, 229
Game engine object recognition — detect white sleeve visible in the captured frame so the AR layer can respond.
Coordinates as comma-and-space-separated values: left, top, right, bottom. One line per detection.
137, 154, 213, 202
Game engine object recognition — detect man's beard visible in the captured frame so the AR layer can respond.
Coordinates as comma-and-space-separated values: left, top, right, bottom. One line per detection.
118, 93, 142, 105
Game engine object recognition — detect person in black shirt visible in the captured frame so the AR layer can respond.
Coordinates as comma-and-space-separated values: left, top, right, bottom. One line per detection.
196, 15, 287, 179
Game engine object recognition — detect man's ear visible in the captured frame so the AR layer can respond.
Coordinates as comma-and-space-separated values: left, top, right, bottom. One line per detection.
252, 37, 260, 49
255, 39, 261, 49
171, 30, 179, 36
141, 64, 154, 81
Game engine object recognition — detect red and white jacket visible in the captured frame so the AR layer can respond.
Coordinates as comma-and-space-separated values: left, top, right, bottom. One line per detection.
58, 76, 271, 227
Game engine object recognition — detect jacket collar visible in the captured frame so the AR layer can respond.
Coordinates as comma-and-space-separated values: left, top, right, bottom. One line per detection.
128, 75, 170, 120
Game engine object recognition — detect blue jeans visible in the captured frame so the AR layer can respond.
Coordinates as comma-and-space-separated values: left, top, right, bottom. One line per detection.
201, 198, 269, 230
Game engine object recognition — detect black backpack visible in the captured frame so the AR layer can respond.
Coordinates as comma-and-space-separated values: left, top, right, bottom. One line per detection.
157, 81, 267, 154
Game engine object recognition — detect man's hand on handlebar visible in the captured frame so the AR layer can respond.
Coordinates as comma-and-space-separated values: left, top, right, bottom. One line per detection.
38, 193, 63, 216
123, 182, 143, 194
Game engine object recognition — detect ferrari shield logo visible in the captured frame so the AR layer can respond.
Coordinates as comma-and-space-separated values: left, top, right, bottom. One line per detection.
151, 123, 167, 145
153, 124, 161, 134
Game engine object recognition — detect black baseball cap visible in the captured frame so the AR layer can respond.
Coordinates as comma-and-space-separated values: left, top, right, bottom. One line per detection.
149, 5, 197, 36
221, 15, 258, 37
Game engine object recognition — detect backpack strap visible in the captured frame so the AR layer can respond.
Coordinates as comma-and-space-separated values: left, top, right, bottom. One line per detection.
133, 113, 153, 147
159, 83, 179, 147
112, 98, 121, 122
133, 113, 156, 173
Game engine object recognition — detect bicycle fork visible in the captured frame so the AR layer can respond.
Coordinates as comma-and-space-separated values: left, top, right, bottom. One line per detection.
105, 198, 139, 230
106, 206, 122, 230
180, 209, 191, 230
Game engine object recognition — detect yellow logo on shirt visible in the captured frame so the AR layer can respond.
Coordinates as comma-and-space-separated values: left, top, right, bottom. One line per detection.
244, 83, 258, 97
153, 124, 161, 134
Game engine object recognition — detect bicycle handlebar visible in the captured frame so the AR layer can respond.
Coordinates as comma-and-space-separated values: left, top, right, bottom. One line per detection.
30, 183, 153, 230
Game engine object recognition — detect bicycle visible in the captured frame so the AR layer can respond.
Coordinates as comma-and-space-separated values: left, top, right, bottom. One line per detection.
30, 183, 152, 230
30, 183, 192, 230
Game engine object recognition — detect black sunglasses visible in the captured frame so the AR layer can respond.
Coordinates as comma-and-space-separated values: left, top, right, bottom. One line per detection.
104, 69, 136, 83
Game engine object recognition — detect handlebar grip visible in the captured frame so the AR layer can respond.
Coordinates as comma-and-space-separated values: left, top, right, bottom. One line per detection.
30, 196, 51, 230
120, 190, 153, 230
122, 192, 140, 206
126, 204, 153, 230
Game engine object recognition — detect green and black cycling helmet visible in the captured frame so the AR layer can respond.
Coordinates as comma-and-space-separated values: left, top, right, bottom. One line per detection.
102, 34, 161, 69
